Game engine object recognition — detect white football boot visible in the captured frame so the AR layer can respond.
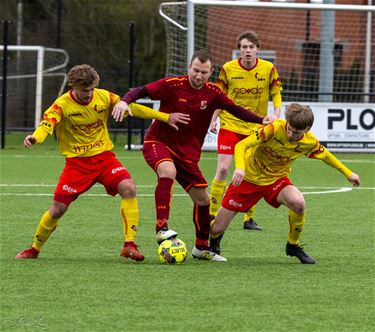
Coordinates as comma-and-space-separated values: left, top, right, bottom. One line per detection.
192, 246, 227, 262
156, 228, 178, 244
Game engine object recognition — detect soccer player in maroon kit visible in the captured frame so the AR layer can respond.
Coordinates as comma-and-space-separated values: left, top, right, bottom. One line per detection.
113, 50, 275, 261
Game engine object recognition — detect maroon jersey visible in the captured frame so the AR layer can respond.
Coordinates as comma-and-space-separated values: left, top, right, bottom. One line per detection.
144, 76, 263, 162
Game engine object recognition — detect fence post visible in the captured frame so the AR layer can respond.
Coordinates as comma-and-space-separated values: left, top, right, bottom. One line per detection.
127, 21, 135, 151
1, 20, 10, 149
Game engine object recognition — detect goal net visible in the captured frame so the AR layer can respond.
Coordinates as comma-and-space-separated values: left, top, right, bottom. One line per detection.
0, 46, 69, 129
159, 0, 374, 103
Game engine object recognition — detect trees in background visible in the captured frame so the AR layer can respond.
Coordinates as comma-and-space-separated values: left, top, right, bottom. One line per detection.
1, 0, 167, 94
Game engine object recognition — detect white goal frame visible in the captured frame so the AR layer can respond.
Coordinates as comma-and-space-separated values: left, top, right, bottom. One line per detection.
160, 0, 374, 102
0, 45, 69, 128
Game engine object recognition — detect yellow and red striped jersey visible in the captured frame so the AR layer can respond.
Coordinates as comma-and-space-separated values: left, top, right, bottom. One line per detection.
32, 89, 170, 158
218, 58, 282, 135
33, 89, 119, 157
235, 119, 353, 186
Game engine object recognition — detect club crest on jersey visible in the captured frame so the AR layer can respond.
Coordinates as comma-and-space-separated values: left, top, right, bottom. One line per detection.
94, 105, 106, 115
200, 100, 208, 110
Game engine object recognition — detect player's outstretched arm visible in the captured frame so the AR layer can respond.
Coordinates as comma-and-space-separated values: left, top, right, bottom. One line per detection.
24, 135, 37, 148
348, 172, 361, 187
317, 149, 361, 188
112, 100, 133, 122
127, 103, 190, 130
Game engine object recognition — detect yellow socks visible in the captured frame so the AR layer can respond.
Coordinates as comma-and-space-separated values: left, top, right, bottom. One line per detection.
32, 210, 59, 251
209, 179, 226, 217
120, 197, 139, 242
287, 210, 305, 245
244, 205, 257, 222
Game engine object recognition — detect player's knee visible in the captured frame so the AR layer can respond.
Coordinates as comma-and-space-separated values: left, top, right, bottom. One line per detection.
50, 202, 68, 219
118, 179, 137, 198
156, 162, 176, 179
192, 192, 210, 206
195, 197, 210, 206
291, 198, 305, 215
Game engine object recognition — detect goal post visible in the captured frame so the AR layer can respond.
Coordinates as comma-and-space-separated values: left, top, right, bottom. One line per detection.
159, 0, 375, 152
0, 45, 69, 129
159, 0, 374, 103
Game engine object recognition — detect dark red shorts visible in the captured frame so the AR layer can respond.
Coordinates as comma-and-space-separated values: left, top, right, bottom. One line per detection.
222, 177, 293, 211
142, 141, 207, 191
54, 151, 131, 206
217, 128, 248, 155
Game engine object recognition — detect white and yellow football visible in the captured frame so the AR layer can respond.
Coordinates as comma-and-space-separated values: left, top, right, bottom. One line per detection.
158, 238, 187, 264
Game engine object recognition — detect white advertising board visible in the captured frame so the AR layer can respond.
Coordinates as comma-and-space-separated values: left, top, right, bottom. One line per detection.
203, 102, 375, 152
137, 100, 374, 152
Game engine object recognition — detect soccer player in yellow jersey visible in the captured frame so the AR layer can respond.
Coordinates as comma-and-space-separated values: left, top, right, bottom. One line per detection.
15, 64, 189, 261
209, 31, 282, 231
209, 103, 361, 264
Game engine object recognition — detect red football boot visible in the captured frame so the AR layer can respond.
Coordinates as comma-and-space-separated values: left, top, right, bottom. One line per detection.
15, 247, 40, 259
120, 241, 145, 261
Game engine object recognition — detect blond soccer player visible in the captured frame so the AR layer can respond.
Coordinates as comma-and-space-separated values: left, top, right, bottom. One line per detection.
209, 31, 282, 231
209, 103, 360, 264
15, 64, 189, 261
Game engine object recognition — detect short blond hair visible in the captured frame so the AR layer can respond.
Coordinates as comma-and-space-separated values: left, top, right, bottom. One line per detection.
285, 103, 314, 130
67, 64, 100, 88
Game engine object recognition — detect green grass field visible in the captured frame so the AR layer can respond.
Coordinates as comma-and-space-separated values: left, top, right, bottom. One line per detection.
1, 134, 374, 331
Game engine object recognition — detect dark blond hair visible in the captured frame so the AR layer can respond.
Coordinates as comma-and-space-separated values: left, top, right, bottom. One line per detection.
237, 31, 260, 49
67, 64, 100, 88
285, 103, 314, 130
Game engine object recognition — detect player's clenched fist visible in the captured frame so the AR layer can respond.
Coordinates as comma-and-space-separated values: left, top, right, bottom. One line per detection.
24, 135, 37, 148
262, 114, 277, 125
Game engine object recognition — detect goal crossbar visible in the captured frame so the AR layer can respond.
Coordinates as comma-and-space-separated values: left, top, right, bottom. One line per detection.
187, 0, 374, 12
0, 45, 69, 127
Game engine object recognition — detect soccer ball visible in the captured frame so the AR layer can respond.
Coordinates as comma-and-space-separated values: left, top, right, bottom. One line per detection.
158, 238, 187, 264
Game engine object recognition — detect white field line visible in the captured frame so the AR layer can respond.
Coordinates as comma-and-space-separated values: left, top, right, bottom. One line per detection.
1, 154, 375, 163
1, 185, 374, 198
